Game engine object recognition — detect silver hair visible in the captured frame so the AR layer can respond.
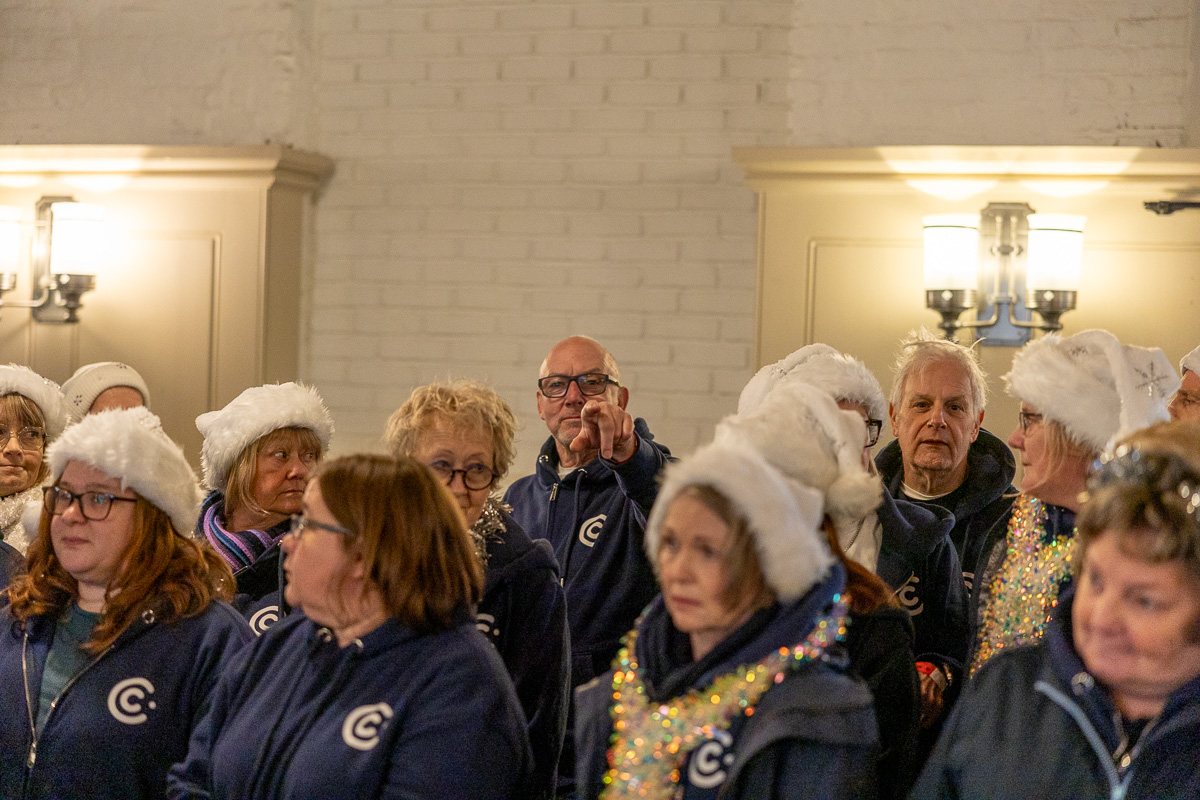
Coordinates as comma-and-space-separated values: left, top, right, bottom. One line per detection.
540, 334, 621, 384
889, 328, 988, 414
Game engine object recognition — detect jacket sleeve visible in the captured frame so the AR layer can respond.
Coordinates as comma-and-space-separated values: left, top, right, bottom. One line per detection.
603, 431, 671, 519
165, 620, 255, 800
491, 547, 571, 800
379, 638, 532, 800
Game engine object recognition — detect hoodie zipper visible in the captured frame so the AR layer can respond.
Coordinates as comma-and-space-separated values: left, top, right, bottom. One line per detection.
22, 628, 113, 777
1036, 679, 1133, 800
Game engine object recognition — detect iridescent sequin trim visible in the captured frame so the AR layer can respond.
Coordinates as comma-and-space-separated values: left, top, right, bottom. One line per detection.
972, 495, 1077, 674
601, 600, 848, 800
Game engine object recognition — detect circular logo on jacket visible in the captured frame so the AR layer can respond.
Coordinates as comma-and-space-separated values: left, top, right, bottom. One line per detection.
475, 612, 499, 640
578, 514, 606, 547
687, 728, 734, 789
107, 677, 156, 725
249, 605, 280, 635
342, 703, 394, 751
897, 573, 924, 617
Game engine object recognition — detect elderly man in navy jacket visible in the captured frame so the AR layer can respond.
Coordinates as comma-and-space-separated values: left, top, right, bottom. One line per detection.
505, 335, 672, 797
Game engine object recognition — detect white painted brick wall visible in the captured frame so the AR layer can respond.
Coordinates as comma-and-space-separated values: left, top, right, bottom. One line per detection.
0, 0, 1194, 478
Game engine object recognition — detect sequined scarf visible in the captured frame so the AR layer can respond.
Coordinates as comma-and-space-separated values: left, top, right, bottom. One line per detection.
972, 494, 1078, 674
602, 601, 848, 800
469, 496, 510, 565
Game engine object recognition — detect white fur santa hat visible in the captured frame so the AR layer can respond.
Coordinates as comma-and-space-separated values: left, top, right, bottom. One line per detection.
737, 343, 887, 421
1181, 344, 1200, 377
196, 382, 334, 492
717, 381, 883, 539
0, 364, 69, 441
61, 361, 151, 421
47, 407, 201, 535
646, 437, 833, 602
1005, 329, 1178, 453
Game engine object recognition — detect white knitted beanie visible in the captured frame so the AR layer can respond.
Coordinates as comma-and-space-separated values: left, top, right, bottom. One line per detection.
1181, 344, 1200, 377
47, 407, 201, 535
0, 364, 69, 441
646, 437, 833, 602
196, 382, 334, 492
1005, 329, 1178, 453
61, 361, 151, 421
717, 381, 883, 539
737, 343, 887, 421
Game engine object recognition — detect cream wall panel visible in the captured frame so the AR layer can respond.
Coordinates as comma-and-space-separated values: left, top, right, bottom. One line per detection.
740, 146, 1200, 467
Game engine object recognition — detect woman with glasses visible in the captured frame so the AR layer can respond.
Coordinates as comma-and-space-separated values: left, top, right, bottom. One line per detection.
0, 407, 250, 800
385, 380, 569, 800
168, 453, 532, 799
971, 330, 1178, 673
195, 382, 333, 634
914, 419, 1200, 799
0, 364, 68, 561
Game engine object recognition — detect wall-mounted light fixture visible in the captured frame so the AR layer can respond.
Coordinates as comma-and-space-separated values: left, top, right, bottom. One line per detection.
924, 201, 1084, 345
0, 195, 102, 324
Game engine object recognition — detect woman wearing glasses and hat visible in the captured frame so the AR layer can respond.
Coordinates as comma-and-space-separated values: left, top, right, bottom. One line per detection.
971, 330, 1178, 673
385, 380, 569, 800
914, 419, 1200, 799
0, 364, 69, 562
168, 454, 531, 799
0, 407, 251, 800
195, 382, 333, 634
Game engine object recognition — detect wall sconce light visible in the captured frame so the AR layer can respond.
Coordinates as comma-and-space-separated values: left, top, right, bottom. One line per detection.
0, 195, 102, 324
923, 202, 1084, 345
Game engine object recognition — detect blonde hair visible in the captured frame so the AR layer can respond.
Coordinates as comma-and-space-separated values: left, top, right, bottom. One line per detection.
384, 380, 518, 481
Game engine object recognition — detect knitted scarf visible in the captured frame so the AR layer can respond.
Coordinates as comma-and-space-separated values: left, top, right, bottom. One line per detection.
200, 495, 284, 572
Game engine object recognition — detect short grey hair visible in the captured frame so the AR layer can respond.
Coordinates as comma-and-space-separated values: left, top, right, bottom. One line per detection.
889, 328, 988, 414
540, 334, 621, 384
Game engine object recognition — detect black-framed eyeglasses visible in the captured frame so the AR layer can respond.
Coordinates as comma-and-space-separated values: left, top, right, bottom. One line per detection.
865, 419, 883, 447
537, 373, 620, 399
289, 513, 352, 538
44, 486, 137, 521
1, 427, 45, 452
426, 461, 495, 491
1018, 410, 1044, 432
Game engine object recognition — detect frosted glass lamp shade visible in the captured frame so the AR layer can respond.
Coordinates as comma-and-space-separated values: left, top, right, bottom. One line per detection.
0, 207, 20, 276
1026, 214, 1085, 292
923, 214, 980, 291
49, 202, 105, 276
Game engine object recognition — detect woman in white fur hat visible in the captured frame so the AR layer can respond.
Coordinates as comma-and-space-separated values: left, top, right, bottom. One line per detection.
574, 436, 881, 800
0, 364, 68, 564
195, 382, 333, 634
0, 407, 251, 800
719, 381, 923, 798
971, 330, 1179, 674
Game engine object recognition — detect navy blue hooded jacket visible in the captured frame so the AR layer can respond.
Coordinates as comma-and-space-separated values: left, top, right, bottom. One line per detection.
504, 418, 671, 684
875, 490, 970, 673
575, 563, 880, 800
0, 600, 251, 800
913, 589, 1200, 799
876, 428, 1016, 599
167, 610, 532, 800
478, 508, 570, 800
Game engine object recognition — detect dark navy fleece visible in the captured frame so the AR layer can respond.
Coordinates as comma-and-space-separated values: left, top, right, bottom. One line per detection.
0, 600, 251, 800
167, 611, 532, 800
